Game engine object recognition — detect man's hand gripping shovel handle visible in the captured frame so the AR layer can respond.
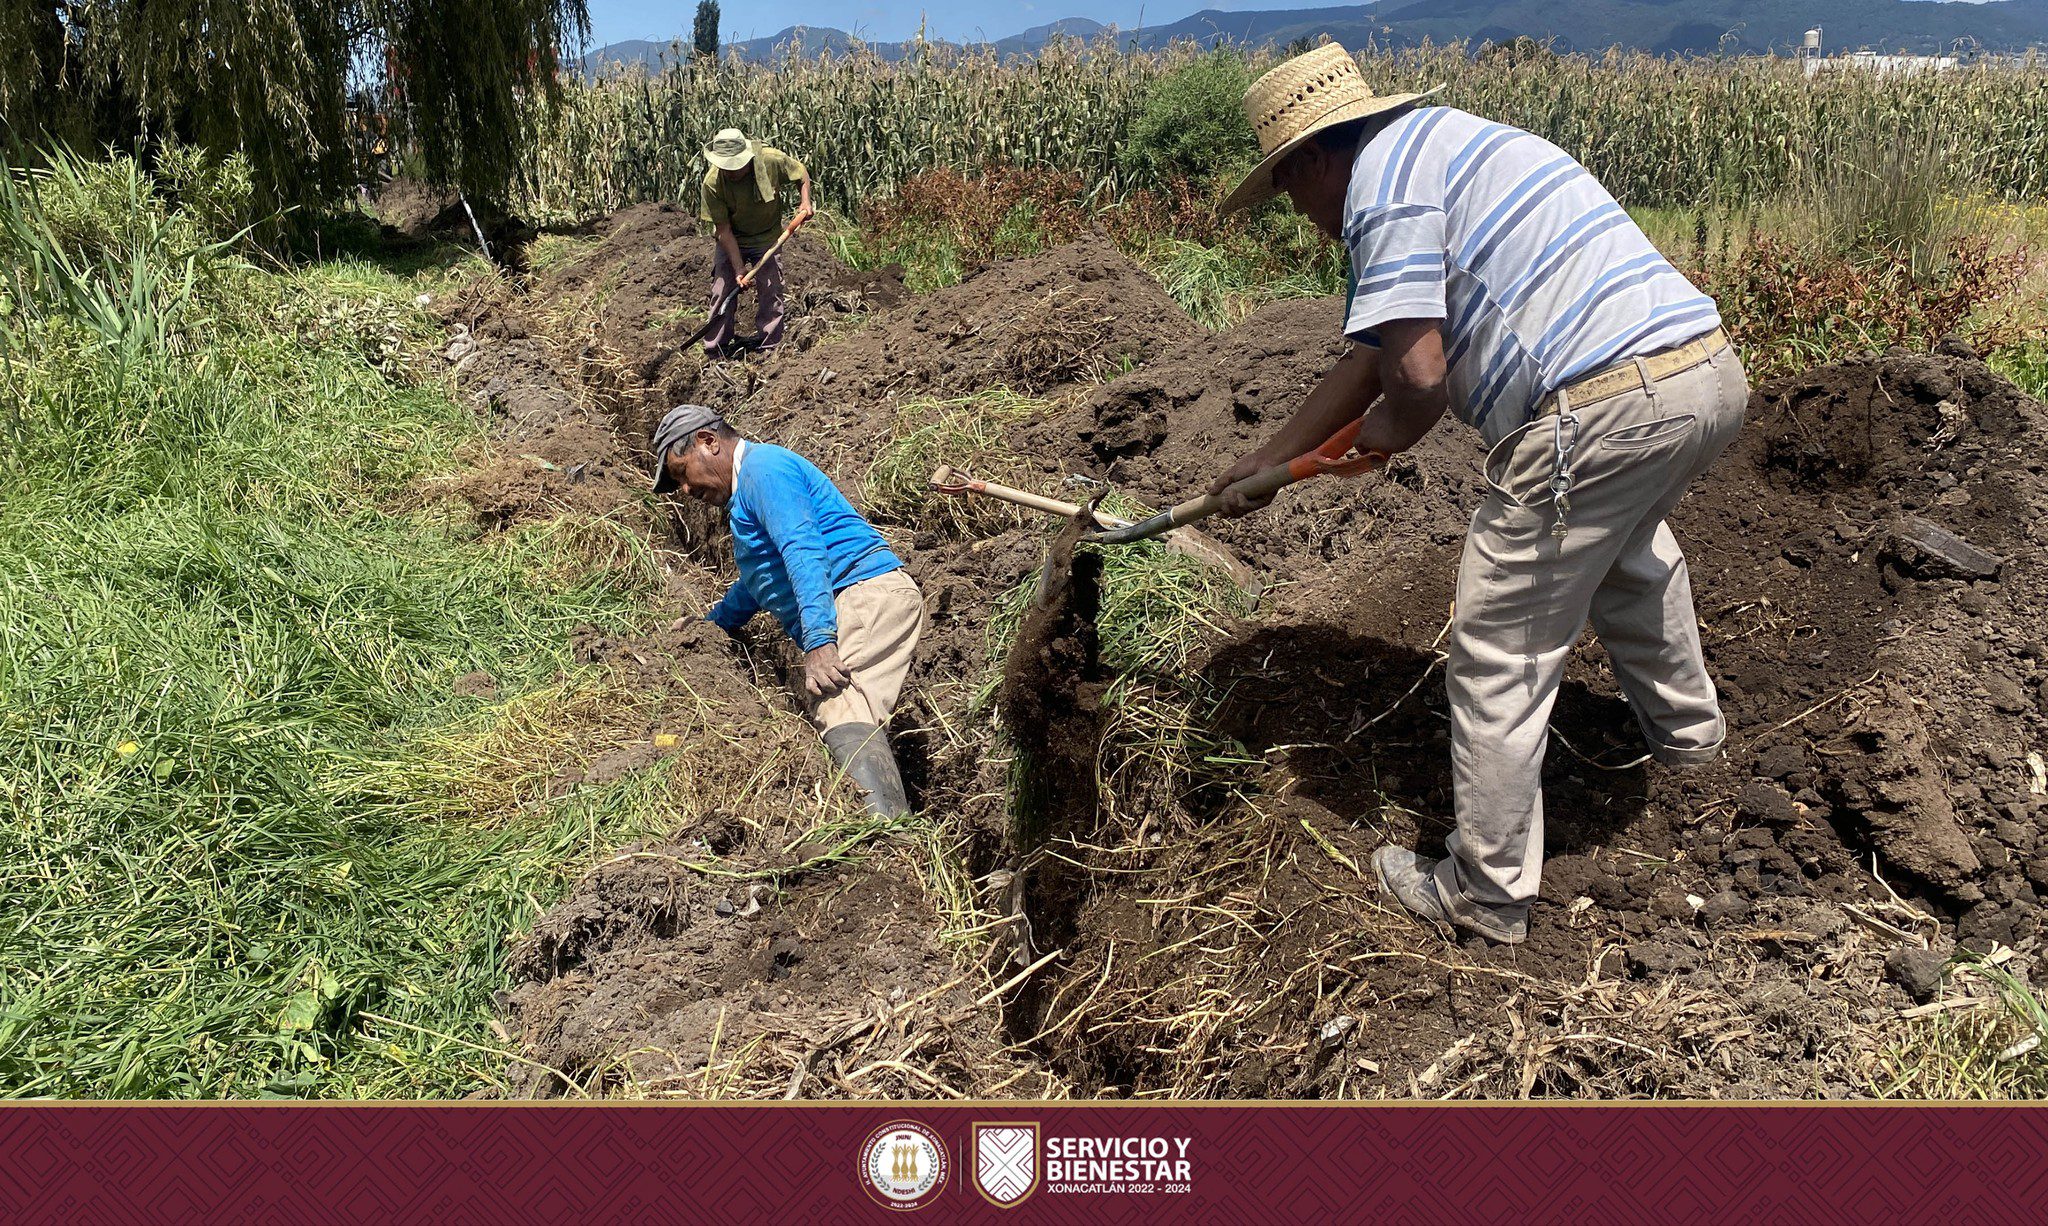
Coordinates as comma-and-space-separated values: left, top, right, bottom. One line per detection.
1087, 419, 1389, 546
734, 210, 809, 289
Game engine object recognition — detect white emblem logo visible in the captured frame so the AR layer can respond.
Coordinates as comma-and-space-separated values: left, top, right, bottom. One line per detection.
858, 1120, 948, 1211
972, 1122, 1040, 1207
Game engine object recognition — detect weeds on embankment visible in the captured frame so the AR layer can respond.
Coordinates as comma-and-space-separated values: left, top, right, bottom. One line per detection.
0, 154, 675, 1097
1877, 952, 2048, 1099
820, 165, 1342, 329
834, 147, 2043, 379
862, 389, 1048, 534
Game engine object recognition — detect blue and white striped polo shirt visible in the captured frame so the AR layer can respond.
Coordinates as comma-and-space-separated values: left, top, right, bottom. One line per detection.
1344, 106, 1720, 446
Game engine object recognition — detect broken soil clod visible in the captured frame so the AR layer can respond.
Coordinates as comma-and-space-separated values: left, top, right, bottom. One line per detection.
999, 510, 1107, 851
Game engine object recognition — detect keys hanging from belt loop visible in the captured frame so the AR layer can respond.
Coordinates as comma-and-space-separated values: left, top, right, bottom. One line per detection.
1548, 391, 1580, 540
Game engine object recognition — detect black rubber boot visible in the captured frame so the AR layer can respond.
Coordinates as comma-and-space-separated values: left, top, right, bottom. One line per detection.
821, 722, 912, 817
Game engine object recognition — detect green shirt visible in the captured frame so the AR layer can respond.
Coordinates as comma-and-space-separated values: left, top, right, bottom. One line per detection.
700, 146, 808, 250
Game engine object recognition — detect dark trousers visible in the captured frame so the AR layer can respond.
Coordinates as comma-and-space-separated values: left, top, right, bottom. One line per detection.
705, 247, 785, 352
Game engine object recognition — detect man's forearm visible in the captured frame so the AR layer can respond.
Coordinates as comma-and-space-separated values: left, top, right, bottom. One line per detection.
715, 223, 744, 276
798, 178, 812, 214
1356, 320, 1449, 455
707, 580, 758, 630
1356, 373, 1447, 454
1250, 346, 1382, 465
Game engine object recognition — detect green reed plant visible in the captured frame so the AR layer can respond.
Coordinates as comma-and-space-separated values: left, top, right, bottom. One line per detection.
0, 152, 675, 1099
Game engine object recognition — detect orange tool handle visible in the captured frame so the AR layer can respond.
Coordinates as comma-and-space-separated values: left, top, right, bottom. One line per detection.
1286, 419, 1390, 480
1089, 419, 1388, 546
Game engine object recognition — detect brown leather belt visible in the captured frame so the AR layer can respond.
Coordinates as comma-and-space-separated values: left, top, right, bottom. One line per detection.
1535, 327, 1730, 418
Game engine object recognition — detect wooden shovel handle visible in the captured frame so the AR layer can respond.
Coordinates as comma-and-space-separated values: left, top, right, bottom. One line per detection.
737, 212, 806, 288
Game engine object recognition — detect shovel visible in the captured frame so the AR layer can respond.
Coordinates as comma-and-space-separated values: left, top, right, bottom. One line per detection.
1087, 420, 1388, 547
681, 212, 809, 354
928, 465, 1258, 593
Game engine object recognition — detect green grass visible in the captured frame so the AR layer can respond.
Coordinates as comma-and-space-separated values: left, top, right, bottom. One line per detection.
1991, 341, 2048, 401
524, 233, 603, 278
824, 171, 1346, 327
0, 160, 676, 1097
1133, 227, 1345, 331
862, 389, 1051, 535
819, 207, 977, 294
1874, 954, 2048, 1100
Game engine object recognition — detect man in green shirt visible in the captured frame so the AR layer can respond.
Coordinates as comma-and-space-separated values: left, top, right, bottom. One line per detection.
700, 127, 815, 357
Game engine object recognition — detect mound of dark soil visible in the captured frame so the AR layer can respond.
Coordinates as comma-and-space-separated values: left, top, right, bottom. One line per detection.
505, 852, 1035, 1098
530, 202, 906, 440
1004, 328, 2048, 1096
745, 235, 1204, 442
1017, 296, 1475, 584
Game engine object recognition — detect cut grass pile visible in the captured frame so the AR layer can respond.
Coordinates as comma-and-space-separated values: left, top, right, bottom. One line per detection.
863, 389, 1051, 536
1875, 951, 2048, 1099
0, 156, 672, 1098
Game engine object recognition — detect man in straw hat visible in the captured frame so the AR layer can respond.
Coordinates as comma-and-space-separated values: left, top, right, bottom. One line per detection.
700, 127, 815, 357
651, 405, 923, 817
1211, 43, 1745, 945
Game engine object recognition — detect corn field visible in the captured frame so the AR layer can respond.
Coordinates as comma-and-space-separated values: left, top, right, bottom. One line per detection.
1384, 45, 2048, 207
521, 42, 1175, 221
520, 40, 2048, 223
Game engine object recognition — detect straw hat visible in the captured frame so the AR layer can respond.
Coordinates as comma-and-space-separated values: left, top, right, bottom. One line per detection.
1221, 43, 1441, 214
704, 127, 756, 172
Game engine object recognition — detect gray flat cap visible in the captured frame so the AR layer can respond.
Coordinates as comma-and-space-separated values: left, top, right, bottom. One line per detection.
650, 404, 727, 493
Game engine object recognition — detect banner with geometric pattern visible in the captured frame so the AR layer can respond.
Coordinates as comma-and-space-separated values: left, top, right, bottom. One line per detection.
2, 1105, 2046, 1223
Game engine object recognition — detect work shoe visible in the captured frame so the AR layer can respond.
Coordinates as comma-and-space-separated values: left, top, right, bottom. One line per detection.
821, 722, 912, 818
1371, 846, 1527, 945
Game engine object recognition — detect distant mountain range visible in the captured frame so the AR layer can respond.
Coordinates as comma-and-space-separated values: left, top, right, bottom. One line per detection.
585, 17, 1111, 71
582, 0, 2048, 72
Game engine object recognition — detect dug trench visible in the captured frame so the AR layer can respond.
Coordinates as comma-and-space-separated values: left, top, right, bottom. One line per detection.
427, 209, 2048, 1099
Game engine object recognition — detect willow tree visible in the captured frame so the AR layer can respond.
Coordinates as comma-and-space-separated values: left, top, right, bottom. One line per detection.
0, 1, 590, 213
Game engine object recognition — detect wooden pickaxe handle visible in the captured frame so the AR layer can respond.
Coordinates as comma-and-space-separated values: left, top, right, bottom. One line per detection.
928, 465, 1132, 529
681, 213, 811, 351
735, 211, 808, 287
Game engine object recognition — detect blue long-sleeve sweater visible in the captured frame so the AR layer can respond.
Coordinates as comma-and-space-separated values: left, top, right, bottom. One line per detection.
705, 442, 902, 650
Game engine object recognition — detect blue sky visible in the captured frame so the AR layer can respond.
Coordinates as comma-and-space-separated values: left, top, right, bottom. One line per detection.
585, 0, 1319, 48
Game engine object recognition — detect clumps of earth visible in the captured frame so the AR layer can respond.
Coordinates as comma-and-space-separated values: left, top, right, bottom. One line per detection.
426, 205, 2048, 1100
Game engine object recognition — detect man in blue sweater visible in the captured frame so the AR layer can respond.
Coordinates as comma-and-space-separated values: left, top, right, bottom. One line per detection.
651, 405, 924, 816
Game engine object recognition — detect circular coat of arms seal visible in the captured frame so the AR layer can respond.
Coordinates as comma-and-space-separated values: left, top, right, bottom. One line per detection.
858, 1120, 949, 1210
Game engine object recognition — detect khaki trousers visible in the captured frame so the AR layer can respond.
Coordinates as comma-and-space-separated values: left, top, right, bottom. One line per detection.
806, 569, 925, 731
1436, 345, 1748, 913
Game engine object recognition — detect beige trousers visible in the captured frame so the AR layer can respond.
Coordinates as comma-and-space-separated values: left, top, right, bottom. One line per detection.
805, 569, 925, 731
1436, 344, 1748, 913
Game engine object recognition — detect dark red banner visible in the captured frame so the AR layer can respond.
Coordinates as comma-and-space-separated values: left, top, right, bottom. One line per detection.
2, 1105, 2045, 1223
